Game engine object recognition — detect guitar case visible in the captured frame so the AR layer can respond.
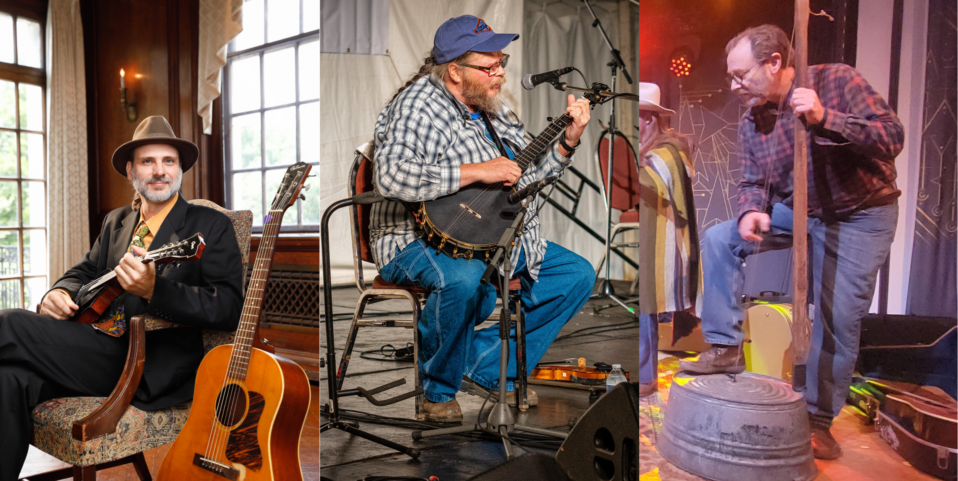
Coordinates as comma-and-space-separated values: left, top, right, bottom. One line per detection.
857, 314, 958, 399
877, 409, 957, 480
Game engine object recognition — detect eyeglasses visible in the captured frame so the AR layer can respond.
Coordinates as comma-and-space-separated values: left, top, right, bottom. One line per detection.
460, 54, 510, 75
726, 62, 763, 86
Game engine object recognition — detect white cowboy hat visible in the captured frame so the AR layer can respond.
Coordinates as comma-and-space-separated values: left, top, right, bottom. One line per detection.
638, 82, 675, 116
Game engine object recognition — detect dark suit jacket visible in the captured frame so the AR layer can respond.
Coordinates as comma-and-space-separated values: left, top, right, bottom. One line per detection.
50, 195, 244, 409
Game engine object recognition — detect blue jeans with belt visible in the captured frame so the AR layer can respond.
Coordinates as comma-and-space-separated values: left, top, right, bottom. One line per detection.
700, 202, 898, 424
379, 239, 594, 403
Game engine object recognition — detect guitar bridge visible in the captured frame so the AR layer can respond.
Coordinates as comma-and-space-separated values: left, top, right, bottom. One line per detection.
193, 453, 239, 480
459, 203, 481, 219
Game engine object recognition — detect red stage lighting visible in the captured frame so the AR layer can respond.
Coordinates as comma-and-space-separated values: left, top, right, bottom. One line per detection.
669, 47, 695, 78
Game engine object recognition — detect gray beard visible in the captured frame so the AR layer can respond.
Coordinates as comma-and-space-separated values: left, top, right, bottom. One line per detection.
463, 77, 504, 114
131, 169, 182, 204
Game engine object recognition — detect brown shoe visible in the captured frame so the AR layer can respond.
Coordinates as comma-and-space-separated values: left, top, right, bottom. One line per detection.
423, 398, 463, 423
810, 425, 842, 460
460, 377, 538, 407
678, 344, 746, 375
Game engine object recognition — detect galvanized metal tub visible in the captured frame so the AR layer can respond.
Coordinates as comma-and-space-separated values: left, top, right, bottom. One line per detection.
657, 372, 817, 481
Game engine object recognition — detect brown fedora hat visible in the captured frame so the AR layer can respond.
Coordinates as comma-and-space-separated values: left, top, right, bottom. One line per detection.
111, 116, 199, 175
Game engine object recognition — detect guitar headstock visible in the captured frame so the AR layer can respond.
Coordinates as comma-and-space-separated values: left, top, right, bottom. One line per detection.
148, 233, 206, 265
269, 162, 312, 216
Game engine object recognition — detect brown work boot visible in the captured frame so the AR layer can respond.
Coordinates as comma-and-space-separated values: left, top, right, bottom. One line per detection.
423, 398, 463, 423
810, 425, 842, 460
678, 344, 746, 374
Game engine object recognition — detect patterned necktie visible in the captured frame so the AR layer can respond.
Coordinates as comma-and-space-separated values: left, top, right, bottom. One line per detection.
93, 222, 150, 337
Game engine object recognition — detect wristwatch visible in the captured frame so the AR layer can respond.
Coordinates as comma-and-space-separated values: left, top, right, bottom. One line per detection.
559, 136, 581, 155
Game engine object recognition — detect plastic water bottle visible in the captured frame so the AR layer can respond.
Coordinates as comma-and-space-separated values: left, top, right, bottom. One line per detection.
606, 364, 627, 391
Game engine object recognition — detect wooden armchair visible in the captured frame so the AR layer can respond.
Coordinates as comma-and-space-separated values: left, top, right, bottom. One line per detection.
23, 200, 255, 481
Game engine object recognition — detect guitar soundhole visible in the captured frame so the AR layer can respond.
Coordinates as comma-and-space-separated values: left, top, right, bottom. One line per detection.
215, 384, 248, 428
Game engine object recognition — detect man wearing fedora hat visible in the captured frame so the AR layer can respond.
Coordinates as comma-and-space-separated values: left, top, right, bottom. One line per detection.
0, 115, 244, 478
370, 15, 596, 422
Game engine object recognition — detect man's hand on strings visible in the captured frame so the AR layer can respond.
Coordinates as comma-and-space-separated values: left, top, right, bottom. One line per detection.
562, 94, 591, 149
115, 246, 156, 302
791, 88, 825, 125
39, 289, 78, 320
738, 211, 771, 242
460, 157, 521, 187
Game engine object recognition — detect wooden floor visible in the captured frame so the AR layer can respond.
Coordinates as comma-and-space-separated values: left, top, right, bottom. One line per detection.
19, 383, 320, 481
639, 356, 941, 481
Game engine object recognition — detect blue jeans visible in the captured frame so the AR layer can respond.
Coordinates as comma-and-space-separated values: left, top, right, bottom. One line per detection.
638, 312, 672, 384
379, 239, 594, 403
700, 202, 898, 424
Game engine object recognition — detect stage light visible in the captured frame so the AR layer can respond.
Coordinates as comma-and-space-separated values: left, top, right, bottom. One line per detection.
669, 46, 695, 78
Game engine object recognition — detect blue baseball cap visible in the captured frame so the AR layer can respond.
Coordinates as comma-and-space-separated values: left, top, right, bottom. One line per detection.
433, 15, 519, 64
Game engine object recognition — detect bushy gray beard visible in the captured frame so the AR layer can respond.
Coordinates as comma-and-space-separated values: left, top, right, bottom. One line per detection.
462, 74, 505, 114
131, 167, 182, 204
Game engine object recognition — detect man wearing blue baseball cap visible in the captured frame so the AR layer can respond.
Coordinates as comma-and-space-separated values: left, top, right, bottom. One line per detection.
369, 15, 596, 422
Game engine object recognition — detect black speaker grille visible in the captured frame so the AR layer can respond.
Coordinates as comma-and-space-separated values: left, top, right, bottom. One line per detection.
243, 268, 319, 328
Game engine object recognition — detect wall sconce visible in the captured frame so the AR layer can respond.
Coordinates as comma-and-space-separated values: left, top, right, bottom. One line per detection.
119, 69, 138, 122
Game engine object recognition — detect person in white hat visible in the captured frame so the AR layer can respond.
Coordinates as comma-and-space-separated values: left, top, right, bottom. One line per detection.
634, 82, 702, 398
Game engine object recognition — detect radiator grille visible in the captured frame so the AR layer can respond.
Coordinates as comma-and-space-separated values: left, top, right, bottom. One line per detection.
244, 268, 319, 328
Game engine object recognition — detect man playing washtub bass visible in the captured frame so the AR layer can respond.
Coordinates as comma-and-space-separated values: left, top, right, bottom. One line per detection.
680, 25, 903, 460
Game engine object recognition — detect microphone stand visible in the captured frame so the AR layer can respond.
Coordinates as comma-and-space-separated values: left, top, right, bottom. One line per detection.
583, 0, 636, 316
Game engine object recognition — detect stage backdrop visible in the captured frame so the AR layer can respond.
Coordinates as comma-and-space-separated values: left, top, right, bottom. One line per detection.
320, 0, 636, 286
907, 0, 957, 318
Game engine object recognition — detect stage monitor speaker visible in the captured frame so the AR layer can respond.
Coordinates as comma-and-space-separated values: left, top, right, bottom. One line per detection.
467, 453, 570, 481
555, 383, 638, 481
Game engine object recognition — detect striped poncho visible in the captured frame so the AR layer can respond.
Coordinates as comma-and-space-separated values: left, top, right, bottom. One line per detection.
636, 142, 703, 317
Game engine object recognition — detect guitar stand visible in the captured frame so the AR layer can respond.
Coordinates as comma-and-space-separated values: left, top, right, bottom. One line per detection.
411, 207, 567, 459
320, 193, 422, 459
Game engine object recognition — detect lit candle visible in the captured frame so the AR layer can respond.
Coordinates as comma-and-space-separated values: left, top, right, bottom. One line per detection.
120, 69, 125, 89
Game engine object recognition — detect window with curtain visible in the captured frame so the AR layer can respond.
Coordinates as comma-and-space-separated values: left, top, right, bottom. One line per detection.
0, 8, 46, 312
223, 0, 319, 232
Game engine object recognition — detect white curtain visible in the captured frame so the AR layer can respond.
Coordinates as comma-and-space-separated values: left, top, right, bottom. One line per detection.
320, 0, 524, 285
321, 0, 389, 55
197, 0, 243, 135
46, 0, 89, 282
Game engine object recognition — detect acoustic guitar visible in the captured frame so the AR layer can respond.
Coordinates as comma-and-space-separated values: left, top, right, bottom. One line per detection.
158, 162, 312, 481
69, 233, 205, 324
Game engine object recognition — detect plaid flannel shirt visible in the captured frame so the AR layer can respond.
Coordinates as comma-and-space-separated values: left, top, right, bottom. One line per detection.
370, 75, 574, 280
738, 63, 904, 222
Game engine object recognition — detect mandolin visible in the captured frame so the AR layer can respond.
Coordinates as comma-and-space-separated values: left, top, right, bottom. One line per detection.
157, 162, 312, 481
69, 233, 205, 324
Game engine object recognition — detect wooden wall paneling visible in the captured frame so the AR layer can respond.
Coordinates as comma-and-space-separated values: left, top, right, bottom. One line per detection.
248, 236, 319, 266
89, 0, 172, 234
83, 0, 228, 241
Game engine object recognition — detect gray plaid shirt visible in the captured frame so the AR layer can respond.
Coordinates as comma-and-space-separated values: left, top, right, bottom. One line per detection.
370, 74, 574, 280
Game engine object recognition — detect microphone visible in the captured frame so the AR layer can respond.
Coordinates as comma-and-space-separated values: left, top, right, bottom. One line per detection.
521, 67, 575, 90
507, 176, 558, 204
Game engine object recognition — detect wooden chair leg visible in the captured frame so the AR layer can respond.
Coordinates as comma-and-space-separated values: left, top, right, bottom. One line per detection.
72, 465, 95, 481
131, 453, 152, 481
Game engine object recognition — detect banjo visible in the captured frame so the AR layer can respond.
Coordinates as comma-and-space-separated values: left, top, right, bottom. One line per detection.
411, 83, 628, 261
